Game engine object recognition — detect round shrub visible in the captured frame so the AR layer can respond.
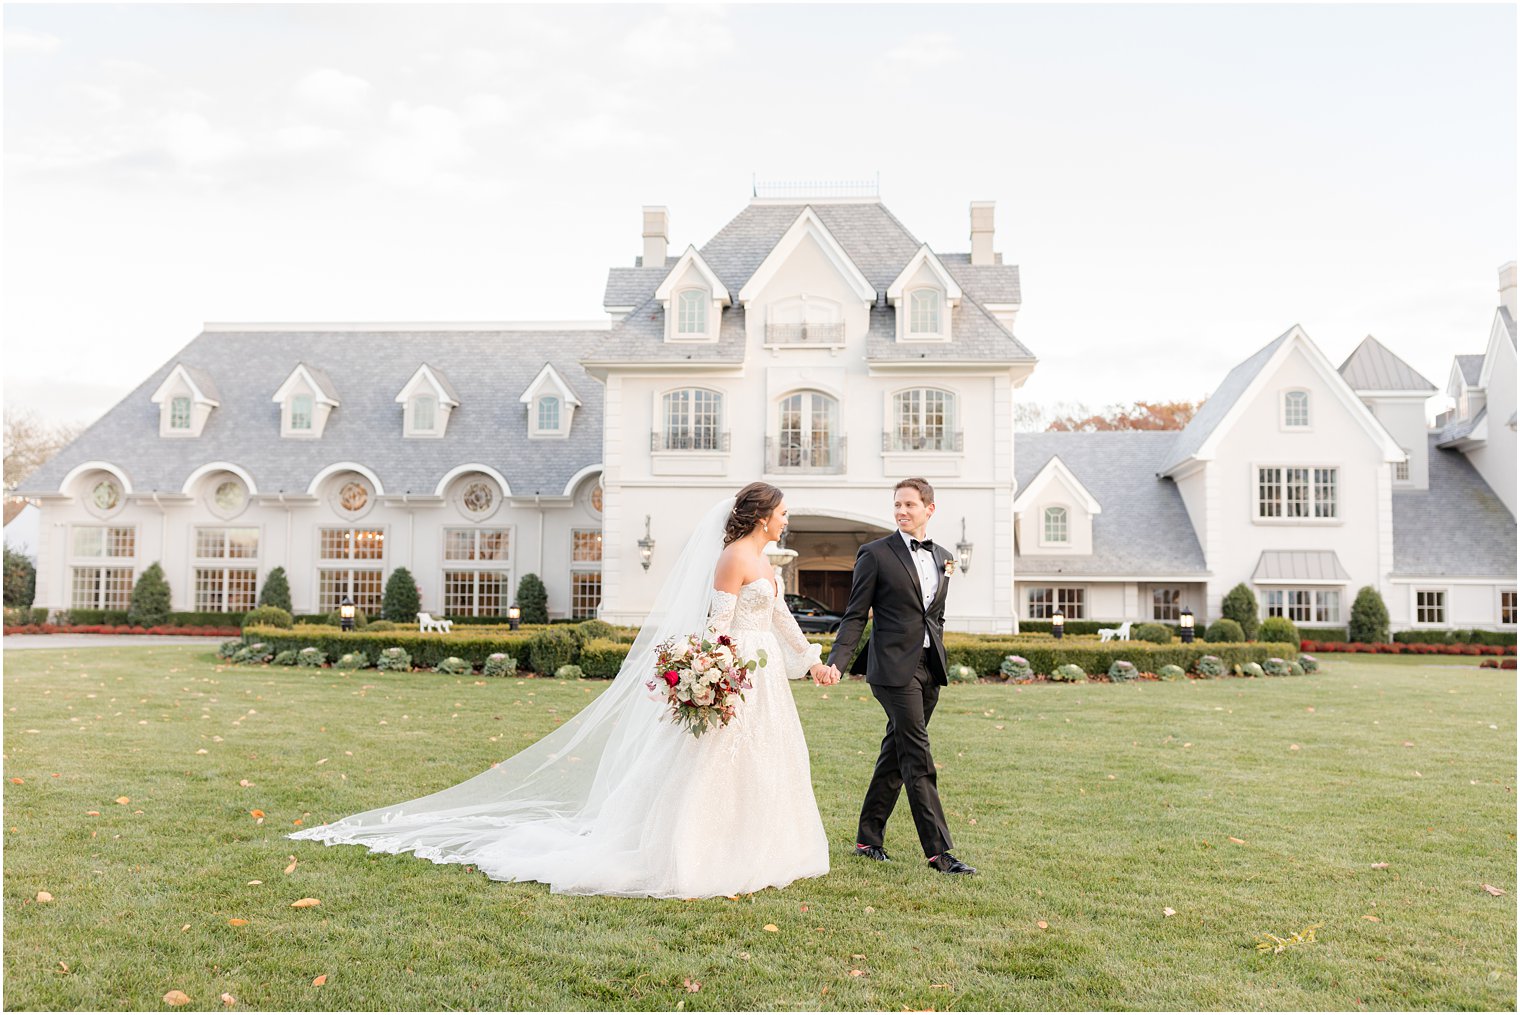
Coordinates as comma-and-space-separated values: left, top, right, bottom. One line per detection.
947, 663, 977, 684
1259, 616, 1299, 647
1050, 663, 1087, 683
297, 647, 327, 668
1000, 654, 1033, 680
1288, 661, 1305, 676
573, 619, 616, 646
1132, 623, 1173, 644
1157, 663, 1186, 681
217, 639, 244, 660
528, 628, 576, 676
553, 664, 585, 680
483, 653, 517, 677
272, 649, 298, 666
1204, 618, 1245, 643
242, 605, 293, 630
1108, 660, 1137, 682
366, 620, 399, 632
1194, 654, 1226, 678
335, 651, 370, 670
1299, 654, 1319, 674
377, 647, 412, 671
435, 656, 473, 675
232, 642, 272, 664
1262, 657, 1292, 677
1238, 661, 1266, 678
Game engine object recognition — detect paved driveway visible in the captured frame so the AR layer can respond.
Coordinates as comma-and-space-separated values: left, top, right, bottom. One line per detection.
3, 635, 227, 650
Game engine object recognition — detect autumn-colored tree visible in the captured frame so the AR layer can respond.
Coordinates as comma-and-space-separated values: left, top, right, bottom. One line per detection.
1045, 400, 1203, 432
4, 409, 84, 492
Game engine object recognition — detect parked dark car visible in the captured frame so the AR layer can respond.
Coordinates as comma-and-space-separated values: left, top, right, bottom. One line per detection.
786, 593, 843, 634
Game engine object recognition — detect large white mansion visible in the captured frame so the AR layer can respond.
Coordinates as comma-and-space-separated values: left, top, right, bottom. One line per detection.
16, 193, 1518, 633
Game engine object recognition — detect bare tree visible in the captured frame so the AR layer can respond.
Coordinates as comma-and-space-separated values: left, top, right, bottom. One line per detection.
4, 409, 84, 493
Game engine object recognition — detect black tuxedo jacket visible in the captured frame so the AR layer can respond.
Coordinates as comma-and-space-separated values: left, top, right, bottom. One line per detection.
826, 533, 951, 687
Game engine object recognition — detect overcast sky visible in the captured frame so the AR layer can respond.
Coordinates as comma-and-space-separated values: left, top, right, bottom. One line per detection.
4, 3, 1515, 429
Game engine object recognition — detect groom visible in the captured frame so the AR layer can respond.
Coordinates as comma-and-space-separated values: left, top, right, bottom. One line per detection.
821, 478, 976, 876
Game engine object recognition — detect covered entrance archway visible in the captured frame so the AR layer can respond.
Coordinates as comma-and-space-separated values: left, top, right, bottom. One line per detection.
778, 509, 894, 612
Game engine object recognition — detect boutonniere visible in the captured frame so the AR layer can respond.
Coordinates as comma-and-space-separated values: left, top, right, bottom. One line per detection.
942, 559, 957, 577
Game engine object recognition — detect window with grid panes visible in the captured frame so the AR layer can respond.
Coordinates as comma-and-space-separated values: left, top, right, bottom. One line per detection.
908, 289, 941, 334
1264, 588, 1341, 623
318, 569, 383, 613
662, 389, 722, 450
892, 388, 954, 451
1027, 587, 1084, 619
73, 526, 135, 559
569, 527, 603, 620
1502, 590, 1517, 626
1043, 506, 1068, 543
676, 290, 707, 334
1152, 587, 1181, 622
1257, 466, 1336, 519
1283, 390, 1310, 427
442, 528, 510, 616
1415, 590, 1446, 625
320, 528, 385, 561
170, 395, 192, 430
194, 568, 258, 612
71, 567, 134, 610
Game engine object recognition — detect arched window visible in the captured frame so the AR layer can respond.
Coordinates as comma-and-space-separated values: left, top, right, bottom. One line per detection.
1283, 389, 1310, 428
890, 388, 958, 452
413, 394, 436, 432
776, 391, 840, 470
677, 289, 708, 335
1043, 506, 1069, 544
661, 389, 724, 451
537, 395, 561, 433
908, 289, 942, 335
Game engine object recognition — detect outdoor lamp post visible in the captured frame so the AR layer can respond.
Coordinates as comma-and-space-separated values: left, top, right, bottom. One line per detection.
507, 604, 521, 632
339, 596, 356, 632
956, 517, 973, 575
637, 515, 656, 572
1179, 608, 1195, 644
1051, 610, 1065, 639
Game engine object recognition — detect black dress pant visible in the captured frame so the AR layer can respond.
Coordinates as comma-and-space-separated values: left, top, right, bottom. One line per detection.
857, 649, 952, 858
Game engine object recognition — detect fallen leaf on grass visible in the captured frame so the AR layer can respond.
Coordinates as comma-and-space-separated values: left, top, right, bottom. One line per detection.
683, 978, 701, 993
1036, 921, 1048, 930
800, 904, 809, 912
1363, 914, 1381, 922
848, 969, 866, 977
1289, 744, 1300, 751
1370, 863, 1389, 869
930, 983, 951, 989
238, 780, 253, 788
246, 880, 261, 886
11, 777, 23, 785
196, 749, 209, 755
181, 924, 191, 932
284, 859, 298, 875
1228, 837, 1247, 845
249, 810, 265, 819
36, 891, 53, 903
86, 811, 100, 816
763, 924, 779, 933
290, 898, 321, 908
228, 919, 248, 926
1482, 884, 1506, 896
863, 906, 875, 914
115, 797, 130, 805
1163, 907, 1176, 917
164, 990, 191, 1006
312, 974, 327, 987
220, 993, 236, 1006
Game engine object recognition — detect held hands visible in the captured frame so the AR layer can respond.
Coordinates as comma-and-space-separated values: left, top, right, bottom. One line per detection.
809, 663, 841, 686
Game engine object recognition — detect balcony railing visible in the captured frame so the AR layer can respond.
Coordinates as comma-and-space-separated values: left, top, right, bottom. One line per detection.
765, 322, 846, 346
651, 430, 732, 453
882, 430, 964, 453
766, 436, 847, 474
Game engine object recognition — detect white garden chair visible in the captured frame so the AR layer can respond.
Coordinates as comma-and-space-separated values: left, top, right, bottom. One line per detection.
1098, 621, 1132, 642
417, 612, 453, 634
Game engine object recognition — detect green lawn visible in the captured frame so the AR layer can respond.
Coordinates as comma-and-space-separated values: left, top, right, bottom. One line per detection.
3, 645, 1514, 1011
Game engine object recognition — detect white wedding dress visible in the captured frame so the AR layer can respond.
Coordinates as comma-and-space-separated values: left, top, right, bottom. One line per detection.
288, 500, 830, 899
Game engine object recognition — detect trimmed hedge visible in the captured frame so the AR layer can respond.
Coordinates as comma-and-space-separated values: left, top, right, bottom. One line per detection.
66, 609, 247, 628
1301, 639, 1513, 656
1016, 619, 1176, 636
1391, 629, 1517, 647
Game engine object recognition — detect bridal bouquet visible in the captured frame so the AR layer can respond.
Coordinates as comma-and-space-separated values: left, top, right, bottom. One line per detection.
648, 631, 767, 738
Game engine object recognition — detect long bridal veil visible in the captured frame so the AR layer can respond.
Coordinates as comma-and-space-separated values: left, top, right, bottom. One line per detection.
287, 496, 737, 871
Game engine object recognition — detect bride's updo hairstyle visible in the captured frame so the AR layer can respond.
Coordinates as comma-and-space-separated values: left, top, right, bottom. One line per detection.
724, 482, 784, 546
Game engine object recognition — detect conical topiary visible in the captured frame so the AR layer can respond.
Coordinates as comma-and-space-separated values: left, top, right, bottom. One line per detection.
1348, 585, 1390, 644
128, 562, 172, 627
1220, 582, 1260, 641
257, 566, 292, 612
383, 567, 422, 623
517, 573, 548, 624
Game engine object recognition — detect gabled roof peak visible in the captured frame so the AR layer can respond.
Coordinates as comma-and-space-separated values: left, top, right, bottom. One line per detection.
1338, 334, 1436, 393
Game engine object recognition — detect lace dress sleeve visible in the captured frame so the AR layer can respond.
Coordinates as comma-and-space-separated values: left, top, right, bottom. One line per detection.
771, 590, 823, 680
706, 589, 738, 639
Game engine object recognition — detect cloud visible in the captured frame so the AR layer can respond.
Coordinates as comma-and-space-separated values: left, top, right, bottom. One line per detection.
367, 101, 474, 189
885, 32, 960, 69
156, 111, 248, 167
622, 5, 733, 71
273, 123, 347, 153
5, 27, 61, 54
292, 68, 372, 115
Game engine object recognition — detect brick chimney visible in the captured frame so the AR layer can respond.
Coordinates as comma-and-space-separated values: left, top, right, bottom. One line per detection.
1500, 261, 1516, 319
642, 206, 668, 268
969, 201, 995, 266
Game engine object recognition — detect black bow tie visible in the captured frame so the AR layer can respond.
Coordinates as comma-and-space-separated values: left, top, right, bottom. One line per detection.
910, 538, 935, 553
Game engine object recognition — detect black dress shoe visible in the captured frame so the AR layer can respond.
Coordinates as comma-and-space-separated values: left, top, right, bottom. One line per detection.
927, 852, 976, 875
853, 843, 891, 862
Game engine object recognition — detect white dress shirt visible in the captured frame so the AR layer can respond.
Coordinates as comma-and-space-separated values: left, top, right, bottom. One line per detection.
899, 529, 938, 648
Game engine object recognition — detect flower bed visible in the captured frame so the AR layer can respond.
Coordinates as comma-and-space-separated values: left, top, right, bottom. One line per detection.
4, 623, 241, 637
1301, 639, 1515, 656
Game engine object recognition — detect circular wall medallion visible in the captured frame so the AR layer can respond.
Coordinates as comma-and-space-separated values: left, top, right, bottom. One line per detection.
92, 480, 120, 511
450, 475, 500, 520
210, 478, 248, 519
339, 481, 369, 513
329, 474, 375, 520
463, 481, 493, 514
590, 484, 603, 515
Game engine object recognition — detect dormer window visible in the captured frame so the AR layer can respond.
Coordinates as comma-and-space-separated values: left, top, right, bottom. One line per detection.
394, 363, 459, 438
677, 289, 708, 335
909, 289, 942, 335
151, 363, 220, 438
290, 394, 314, 431
1282, 389, 1310, 429
1043, 506, 1069, 544
520, 363, 581, 438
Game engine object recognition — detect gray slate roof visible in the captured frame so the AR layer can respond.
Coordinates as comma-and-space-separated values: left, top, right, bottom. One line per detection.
1392, 434, 1516, 577
1158, 327, 1293, 475
1435, 406, 1486, 447
1338, 335, 1436, 392
180, 364, 221, 402
1252, 550, 1351, 582
20, 329, 606, 499
586, 201, 1033, 366
1456, 354, 1485, 386
1013, 431, 1208, 577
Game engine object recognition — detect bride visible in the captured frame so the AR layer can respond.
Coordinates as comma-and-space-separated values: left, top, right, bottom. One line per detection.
288, 482, 839, 898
